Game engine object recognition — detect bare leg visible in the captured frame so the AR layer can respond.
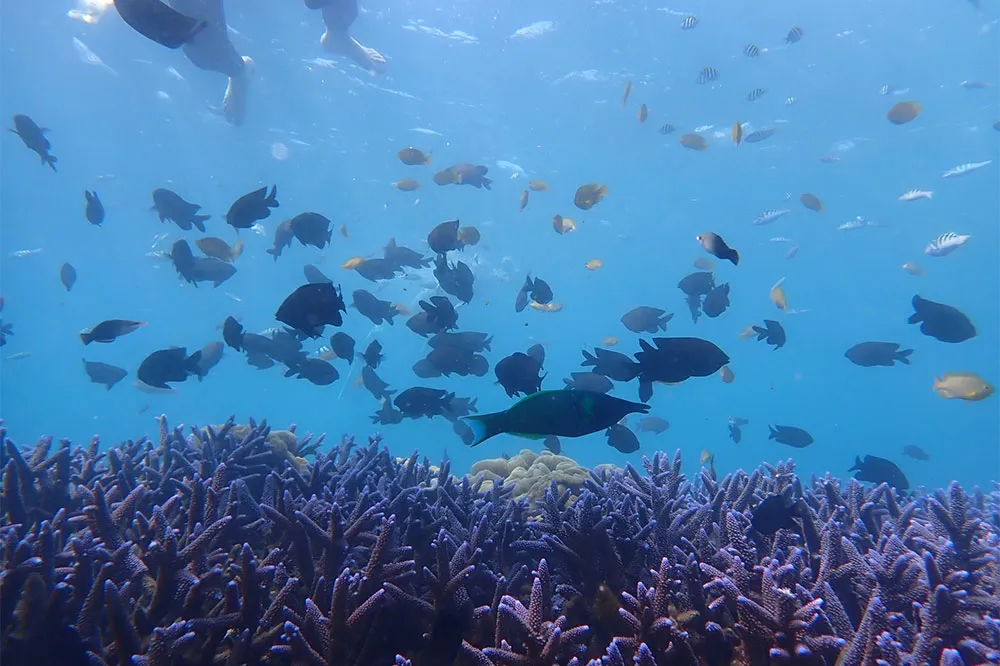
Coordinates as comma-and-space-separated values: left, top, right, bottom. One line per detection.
222, 56, 255, 126
321, 28, 386, 73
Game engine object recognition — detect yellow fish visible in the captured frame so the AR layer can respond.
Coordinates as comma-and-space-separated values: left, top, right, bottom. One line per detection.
529, 302, 563, 313
585, 259, 602, 271
770, 279, 787, 311
933, 373, 995, 401
341, 256, 364, 270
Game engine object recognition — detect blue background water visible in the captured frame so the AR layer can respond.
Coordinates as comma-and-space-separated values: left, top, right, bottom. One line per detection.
1, 0, 997, 487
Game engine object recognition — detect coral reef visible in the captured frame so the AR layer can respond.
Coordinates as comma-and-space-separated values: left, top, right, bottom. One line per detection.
470, 449, 590, 503
1, 417, 998, 666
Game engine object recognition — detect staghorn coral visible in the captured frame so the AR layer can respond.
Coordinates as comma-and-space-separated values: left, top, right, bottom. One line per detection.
0, 418, 997, 666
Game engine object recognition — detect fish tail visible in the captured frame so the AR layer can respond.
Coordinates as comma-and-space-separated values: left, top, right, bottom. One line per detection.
727, 248, 740, 265
185, 351, 205, 378
895, 349, 913, 365
266, 185, 278, 205
80, 332, 93, 345
767, 425, 777, 440
193, 215, 209, 233
266, 247, 281, 261
44, 154, 58, 172
463, 411, 509, 447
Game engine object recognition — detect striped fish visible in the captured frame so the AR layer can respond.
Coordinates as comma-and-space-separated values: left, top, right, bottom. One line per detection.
752, 209, 791, 225
658, 123, 676, 135
743, 128, 776, 143
879, 84, 895, 96
743, 43, 761, 57
925, 232, 971, 256
696, 66, 720, 84
746, 87, 767, 101
784, 96, 798, 106
680, 15, 698, 29
786, 26, 803, 43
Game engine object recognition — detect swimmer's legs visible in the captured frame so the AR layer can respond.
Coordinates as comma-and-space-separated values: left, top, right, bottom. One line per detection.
222, 56, 255, 126
320, 28, 386, 73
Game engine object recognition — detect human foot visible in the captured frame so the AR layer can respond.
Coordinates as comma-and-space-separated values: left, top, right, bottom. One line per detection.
222, 56, 255, 126
321, 30, 386, 74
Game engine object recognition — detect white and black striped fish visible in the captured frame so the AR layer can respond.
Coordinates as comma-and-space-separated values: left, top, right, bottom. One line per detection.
743, 128, 776, 143
925, 232, 971, 256
752, 209, 791, 225
786, 26, 803, 43
746, 87, 767, 101
680, 15, 699, 29
879, 84, 895, 96
743, 43, 761, 57
784, 96, 798, 106
658, 123, 676, 135
697, 66, 720, 84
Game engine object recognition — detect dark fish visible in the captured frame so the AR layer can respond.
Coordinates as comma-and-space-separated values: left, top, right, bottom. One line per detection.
903, 445, 929, 461
907, 295, 976, 343
384, 238, 431, 268
371, 399, 404, 425
428, 219, 464, 255
785, 26, 804, 44
247, 352, 275, 370
463, 390, 650, 446
80, 319, 145, 345
581, 347, 641, 382
702, 283, 730, 318
751, 492, 804, 534
743, 43, 761, 57
285, 358, 339, 385
424, 345, 489, 378
352, 289, 398, 326
606, 424, 640, 453
170, 239, 237, 287
407, 296, 458, 336
515, 276, 532, 313
746, 87, 767, 101
453, 419, 476, 446
412, 358, 443, 379
289, 212, 333, 249
543, 435, 561, 454
329, 332, 355, 363
136, 346, 203, 389
633, 336, 729, 400
677, 271, 715, 296
495, 352, 545, 398
151, 188, 209, 232
355, 258, 403, 282
303, 264, 333, 284
433, 255, 475, 304
621, 307, 673, 334
428, 331, 492, 353
226, 185, 278, 230
753, 319, 786, 349
685, 294, 703, 324
84, 191, 105, 225
112, 0, 207, 49
696, 66, 720, 84
82, 358, 128, 390
196, 341, 224, 375
222, 316, 244, 351
361, 365, 394, 400
528, 276, 553, 304
361, 340, 383, 369
433, 163, 492, 189
845, 342, 913, 367
849, 454, 909, 491
563, 372, 613, 393
60, 263, 77, 291
11, 114, 57, 171
275, 282, 346, 338
443, 396, 479, 420
728, 422, 743, 443
266, 220, 295, 260
768, 424, 813, 448
697, 232, 739, 265
394, 387, 455, 419
636, 416, 670, 434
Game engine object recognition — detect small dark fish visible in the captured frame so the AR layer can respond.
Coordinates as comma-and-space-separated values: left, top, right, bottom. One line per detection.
11, 114, 57, 171
352, 289, 398, 326
453, 419, 476, 446
384, 238, 431, 268
728, 422, 742, 443
849, 454, 909, 491
753, 319, 786, 349
247, 352, 275, 370
355, 257, 404, 282
196, 341, 224, 375
768, 424, 813, 448
408, 296, 458, 336
394, 386, 455, 420
428, 219, 465, 255
636, 416, 670, 434
275, 282, 347, 338
289, 212, 333, 249
702, 283, 730, 318
170, 239, 236, 287
303, 264, 333, 284
329, 332, 355, 363
60, 263, 77, 291
151, 188, 209, 232
621, 307, 673, 334
907, 295, 976, 343
677, 271, 715, 297
112, 0, 207, 49
433, 255, 475, 304
581, 347, 641, 382
543, 435, 561, 454
82, 358, 128, 390
606, 424, 640, 453
361, 340, 383, 369
902, 445, 929, 461
495, 351, 545, 398
80, 319, 145, 345
84, 191, 105, 225
266, 220, 295, 260
697, 232, 739, 265
845, 342, 913, 367
433, 163, 492, 189
743, 43, 761, 57
285, 358, 339, 385
226, 185, 278, 230
746, 87, 767, 102
371, 399, 404, 425
361, 365, 395, 400
222, 316, 244, 351
751, 492, 804, 534
697, 66, 720, 84
428, 331, 492, 353
463, 390, 650, 446
563, 372, 613, 393
136, 346, 203, 389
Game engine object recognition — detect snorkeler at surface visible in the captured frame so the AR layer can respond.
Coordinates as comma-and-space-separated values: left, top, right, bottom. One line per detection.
168, 0, 254, 126
307, 0, 386, 74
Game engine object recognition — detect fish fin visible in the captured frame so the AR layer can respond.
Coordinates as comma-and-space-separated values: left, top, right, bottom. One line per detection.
768, 425, 777, 439
638, 377, 653, 402
463, 411, 509, 447
895, 349, 913, 365
509, 433, 546, 440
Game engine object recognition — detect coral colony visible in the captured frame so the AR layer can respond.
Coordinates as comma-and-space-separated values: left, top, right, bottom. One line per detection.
1, 416, 997, 666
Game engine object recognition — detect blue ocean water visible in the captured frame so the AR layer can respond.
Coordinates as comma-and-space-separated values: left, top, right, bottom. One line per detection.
1, 0, 997, 488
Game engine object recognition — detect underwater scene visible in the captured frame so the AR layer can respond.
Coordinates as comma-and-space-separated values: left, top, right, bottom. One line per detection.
1, 0, 999, 664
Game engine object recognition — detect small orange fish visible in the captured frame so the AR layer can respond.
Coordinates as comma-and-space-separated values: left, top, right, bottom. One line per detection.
528, 180, 550, 192
679, 133, 708, 151
731, 121, 743, 145
720, 365, 735, 383
585, 258, 602, 271
397, 147, 431, 165
458, 226, 481, 245
395, 179, 422, 192
602, 336, 619, 346
902, 262, 924, 276
800, 193, 823, 212
770, 279, 787, 311
622, 80, 632, 107
530, 302, 563, 313
339, 224, 350, 239
519, 190, 529, 213
739, 325, 757, 339
393, 303, 413, 316
886, 101, 921, 125
552, 215, 577, 234
574, 183, 608, 210
341, 256, 364, 270
637, 104, 648, 123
